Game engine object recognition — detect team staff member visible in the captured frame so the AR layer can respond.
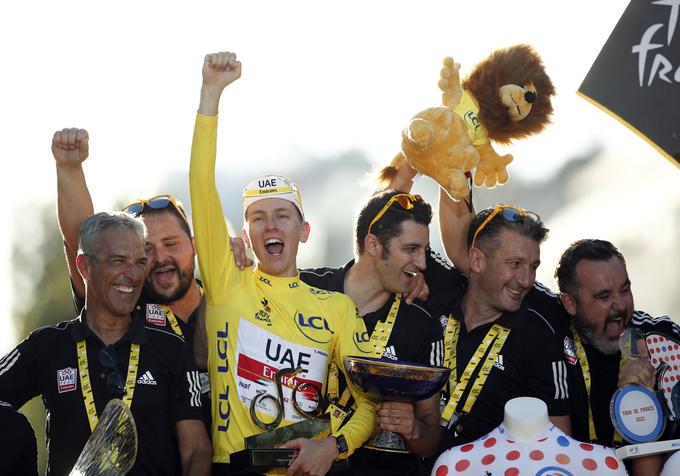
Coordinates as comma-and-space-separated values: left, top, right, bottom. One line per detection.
52, 131, 206, 341
428, 206, 571, 451
0, 400, 38, 476
301, 190, 446, 475
0, 212, 211, 476
552, 239, 679, 476
189, 51, 376, 476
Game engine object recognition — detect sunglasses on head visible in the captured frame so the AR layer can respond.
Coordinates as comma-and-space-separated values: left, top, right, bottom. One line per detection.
122, 194, 188, 222
98, 345, 126, 398
367, 193, 422, 236
470, 205, 541, 249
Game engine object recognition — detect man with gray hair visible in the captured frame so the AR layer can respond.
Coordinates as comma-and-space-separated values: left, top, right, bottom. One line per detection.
0, 212, 211, 475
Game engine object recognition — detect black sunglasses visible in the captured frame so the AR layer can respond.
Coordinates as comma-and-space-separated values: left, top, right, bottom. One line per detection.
99, 346, 126, 398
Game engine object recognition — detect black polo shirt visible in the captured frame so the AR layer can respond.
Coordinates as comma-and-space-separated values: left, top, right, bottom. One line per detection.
301, 260, 444, 365
300, 260, 444, 476
561, 310, 680, 446
417, 252, 569, 446
440, 284, 570, 448
0, 401, 38, 476
0, 311, 203, 476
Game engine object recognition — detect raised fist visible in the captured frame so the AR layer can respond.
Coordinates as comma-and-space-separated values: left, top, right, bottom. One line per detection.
52, 128, 89, 165
202, 51, 242, 91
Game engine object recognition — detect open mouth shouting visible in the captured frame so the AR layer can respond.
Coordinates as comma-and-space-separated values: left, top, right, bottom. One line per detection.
604, 313, 626, 340
264, 238, 284, 256
151, 263, 178, 288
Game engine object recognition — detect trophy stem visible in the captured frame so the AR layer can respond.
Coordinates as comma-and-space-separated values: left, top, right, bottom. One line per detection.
364, 428, 408, 453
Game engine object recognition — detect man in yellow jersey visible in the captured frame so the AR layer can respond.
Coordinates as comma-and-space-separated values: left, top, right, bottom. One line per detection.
189, 51, 376, 476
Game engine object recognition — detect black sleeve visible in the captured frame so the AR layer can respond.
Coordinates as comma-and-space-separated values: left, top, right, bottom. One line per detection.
171, 338, 204, 422
423, 248, 467, 318
523, 317, 571, 417
0, 405, 39, 476
410, 306, 445, 367
0, 335, 42, 409
526, 282, 571, 333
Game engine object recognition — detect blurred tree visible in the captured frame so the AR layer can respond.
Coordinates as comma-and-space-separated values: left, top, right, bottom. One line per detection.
11, 201, 74, 474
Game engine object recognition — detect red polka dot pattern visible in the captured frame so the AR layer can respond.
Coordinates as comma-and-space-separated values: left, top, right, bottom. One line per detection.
583, 458, 598, 471
579, 443, 594, 451
504, 469, 519, 476
435, 465, 448, 476
481, 454, 495, 465
455, 460, 470, 472
506, 450, 520, 461
556, 453, 570, 464
605, 456, 620, 469
529, 450, 544, 461
461, 444, 474, 453
646, 334, 680, 419
484, 437, 496, 448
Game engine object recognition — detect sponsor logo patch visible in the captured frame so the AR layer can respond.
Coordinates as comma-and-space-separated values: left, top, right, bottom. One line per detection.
146, 304, 167, 326
294, 311, 334, 344
563, 336, 578, 365
57, 367, 78, 393
137, 371, 157, 385
254, 298, 273, 327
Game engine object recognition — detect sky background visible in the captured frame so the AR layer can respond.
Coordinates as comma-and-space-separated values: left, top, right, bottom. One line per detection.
2, 0, 678, 353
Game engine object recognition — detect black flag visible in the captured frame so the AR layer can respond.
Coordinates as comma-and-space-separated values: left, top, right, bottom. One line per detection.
578, 0, 680, 168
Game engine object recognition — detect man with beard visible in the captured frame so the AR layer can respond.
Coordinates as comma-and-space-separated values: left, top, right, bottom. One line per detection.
52, 129, 203, 341
0, 212, 211, 475
552, 239, 680, 475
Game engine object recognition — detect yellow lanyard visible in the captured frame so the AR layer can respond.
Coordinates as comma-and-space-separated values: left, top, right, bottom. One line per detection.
160, 305, 183, 337
328, 294, 402, 403
441, 316, 511, 425
369, 294, 401, 358
77, 340, 141, 432
571, 325, 623, 445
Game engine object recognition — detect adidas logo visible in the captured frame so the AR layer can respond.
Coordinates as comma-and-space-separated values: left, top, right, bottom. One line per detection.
137, 371, 157, 385
493, 355, 505, 371
383, 346, 398, 361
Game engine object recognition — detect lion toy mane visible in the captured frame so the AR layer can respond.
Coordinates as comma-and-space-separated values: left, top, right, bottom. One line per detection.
378, 44, 555, 199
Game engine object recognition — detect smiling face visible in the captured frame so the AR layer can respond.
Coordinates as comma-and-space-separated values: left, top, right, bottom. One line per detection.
82, 227, 147, 318
373, 219, 429, 294
472, 228, 540, 313
244, 198, 310, 277
141, 211, 196, 304
562, 257, 634, 355
499, 82, 536, 122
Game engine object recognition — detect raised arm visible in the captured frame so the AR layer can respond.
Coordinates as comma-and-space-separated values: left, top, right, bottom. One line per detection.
439, 185, 474, 274
52, 128, 94, 300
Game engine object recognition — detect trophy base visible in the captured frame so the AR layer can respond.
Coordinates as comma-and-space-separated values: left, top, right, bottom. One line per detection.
230, 448, 349, 474
364, 429, 408, 453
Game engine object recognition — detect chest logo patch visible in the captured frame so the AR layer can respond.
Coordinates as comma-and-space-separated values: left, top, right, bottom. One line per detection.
563, 336, 578, 365
146, 304, 167, 326
295, 311, 333, 344
57, 367, 78, 393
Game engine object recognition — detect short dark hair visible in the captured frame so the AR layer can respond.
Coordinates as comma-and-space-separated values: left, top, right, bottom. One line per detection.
140, 203, 192, 239
555, 239, 626, 294
355, 190, 432, 255
467, 205, 549, 255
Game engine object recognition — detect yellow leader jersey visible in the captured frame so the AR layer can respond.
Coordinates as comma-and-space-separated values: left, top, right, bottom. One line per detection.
453, 90, 490, 146
189, 113, 376, 464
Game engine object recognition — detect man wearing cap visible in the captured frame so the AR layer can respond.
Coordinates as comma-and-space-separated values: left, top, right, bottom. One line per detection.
189, 51, 376, 476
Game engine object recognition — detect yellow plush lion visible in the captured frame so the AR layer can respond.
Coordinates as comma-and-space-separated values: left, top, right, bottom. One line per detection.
379, 44, 555, 199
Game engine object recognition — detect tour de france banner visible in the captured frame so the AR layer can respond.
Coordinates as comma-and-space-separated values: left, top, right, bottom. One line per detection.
578, 0, 680, 168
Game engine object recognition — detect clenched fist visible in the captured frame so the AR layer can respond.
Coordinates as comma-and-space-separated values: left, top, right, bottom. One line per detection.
52, 128, 89, 166
203, 51, 241, 90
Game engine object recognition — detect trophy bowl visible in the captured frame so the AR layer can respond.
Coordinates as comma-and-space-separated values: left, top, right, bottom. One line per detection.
343, 356, 450, 452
